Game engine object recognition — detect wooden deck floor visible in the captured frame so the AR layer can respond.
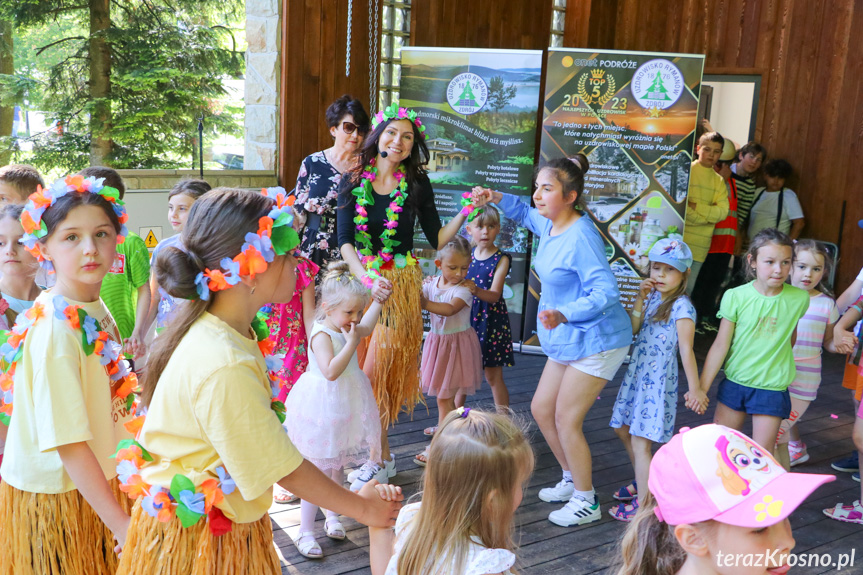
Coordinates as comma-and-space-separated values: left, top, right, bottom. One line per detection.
271, 334, 863, 574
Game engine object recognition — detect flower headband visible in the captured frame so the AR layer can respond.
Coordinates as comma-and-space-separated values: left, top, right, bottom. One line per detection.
21, 175, 129, 273
193, 187, 300, 301
372, 103, 426, 139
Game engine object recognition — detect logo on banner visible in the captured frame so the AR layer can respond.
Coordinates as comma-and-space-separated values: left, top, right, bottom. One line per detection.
447, 73, 488, 115
577, 69, 616, 106
632, 59, 684, 111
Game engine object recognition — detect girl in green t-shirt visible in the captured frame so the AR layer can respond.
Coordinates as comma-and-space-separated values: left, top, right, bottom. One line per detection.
698, 228, 809, 452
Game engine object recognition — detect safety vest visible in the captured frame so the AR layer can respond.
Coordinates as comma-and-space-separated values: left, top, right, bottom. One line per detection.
709, 178, 738, 255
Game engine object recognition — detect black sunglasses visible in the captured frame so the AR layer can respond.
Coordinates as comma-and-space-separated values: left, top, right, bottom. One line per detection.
341, 121, 369, 135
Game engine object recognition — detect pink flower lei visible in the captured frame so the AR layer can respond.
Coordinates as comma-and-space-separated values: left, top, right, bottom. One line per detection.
351, 158, 408, 287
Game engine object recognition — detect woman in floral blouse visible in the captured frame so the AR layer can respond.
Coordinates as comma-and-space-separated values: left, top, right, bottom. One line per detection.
293, 95, 370, 272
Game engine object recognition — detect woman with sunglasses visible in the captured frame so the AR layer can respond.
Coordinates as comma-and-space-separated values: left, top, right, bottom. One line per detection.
293, 95, 370, 271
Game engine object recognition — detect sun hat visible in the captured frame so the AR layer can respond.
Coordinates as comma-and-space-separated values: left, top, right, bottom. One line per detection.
647, 237, 693, 273
649, 424, 835, 528
719, 138, 737, 162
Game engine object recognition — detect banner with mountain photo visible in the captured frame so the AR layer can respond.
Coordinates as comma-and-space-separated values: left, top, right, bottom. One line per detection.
521, 48, 705, 348
400, 47, 543, 342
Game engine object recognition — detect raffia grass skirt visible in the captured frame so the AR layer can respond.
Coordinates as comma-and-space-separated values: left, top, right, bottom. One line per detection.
0, 477, 132, 575
116, 500, 281, 575
361, 264, 425, 428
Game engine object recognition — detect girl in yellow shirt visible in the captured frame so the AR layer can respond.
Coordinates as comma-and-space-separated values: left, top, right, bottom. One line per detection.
0, 176, 137, 574
115, 188, 401, 574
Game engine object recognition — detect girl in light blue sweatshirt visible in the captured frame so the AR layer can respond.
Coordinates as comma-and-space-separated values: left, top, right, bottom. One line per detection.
473, 154, 631, 528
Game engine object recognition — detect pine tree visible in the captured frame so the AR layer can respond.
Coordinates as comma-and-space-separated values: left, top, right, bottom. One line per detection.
0, 0, 244, 171
488, 75, 517, 112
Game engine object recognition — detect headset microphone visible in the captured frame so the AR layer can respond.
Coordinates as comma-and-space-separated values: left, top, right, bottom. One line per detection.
379, 149, 389, 158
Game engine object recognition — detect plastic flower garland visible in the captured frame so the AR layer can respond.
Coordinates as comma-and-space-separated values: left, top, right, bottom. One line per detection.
20, 175, 129, 274
113, 306, 287, 535
0, 295, 141, 430
352, 158, 416, 288
193, 187, 300, 300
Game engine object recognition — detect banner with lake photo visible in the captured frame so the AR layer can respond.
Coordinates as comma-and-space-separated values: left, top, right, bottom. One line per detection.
523, 48, 705, 348
400, 47, 544, 342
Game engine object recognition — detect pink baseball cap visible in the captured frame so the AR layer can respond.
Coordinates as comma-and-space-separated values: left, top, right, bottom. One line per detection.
649, 424, 835, 527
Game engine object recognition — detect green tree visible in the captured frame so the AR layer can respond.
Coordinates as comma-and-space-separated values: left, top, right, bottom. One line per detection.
487, 75, 517, 112
0, 18, 13, 165
1, 0, 244, 171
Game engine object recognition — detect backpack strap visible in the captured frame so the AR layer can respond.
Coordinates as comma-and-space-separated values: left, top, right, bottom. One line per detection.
775, 187, 785, 228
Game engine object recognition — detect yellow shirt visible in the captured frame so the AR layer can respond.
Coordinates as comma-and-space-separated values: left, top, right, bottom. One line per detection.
138, 312, 303, 524
683, 161, 730, 262
1, 292, 122, 493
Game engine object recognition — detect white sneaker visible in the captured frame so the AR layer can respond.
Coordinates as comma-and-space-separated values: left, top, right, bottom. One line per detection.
548, 495, 601, 527
538, 479, 574, 503
349, 463, 388, 492
383, 455, 397, 478
788, 443, 810, 467
347, 460, 376, 483
348, 455, 396, 483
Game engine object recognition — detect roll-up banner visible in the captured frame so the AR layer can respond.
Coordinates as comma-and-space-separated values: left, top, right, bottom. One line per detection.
522, 48, 705, 350
400, 47, 544, 342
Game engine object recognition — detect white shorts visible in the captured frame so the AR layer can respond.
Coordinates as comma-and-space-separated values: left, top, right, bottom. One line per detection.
552, 346, 629, 380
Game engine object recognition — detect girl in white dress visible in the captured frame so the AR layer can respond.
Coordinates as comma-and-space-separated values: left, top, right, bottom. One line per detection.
284, 261, 384, 558
370, 408, 534, 575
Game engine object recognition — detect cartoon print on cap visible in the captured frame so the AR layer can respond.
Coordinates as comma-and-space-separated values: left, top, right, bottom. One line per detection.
715, 432, 777, 496
753, 495, 785, 523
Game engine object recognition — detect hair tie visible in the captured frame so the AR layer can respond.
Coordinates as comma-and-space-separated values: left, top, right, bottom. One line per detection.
569, 155, 588, 175
187, 249, 206, 272
456, 406, 471, 418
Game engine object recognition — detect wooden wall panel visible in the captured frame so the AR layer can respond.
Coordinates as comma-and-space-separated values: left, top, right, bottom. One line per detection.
278, 0, 378, 186
410, 0, 552, 50
280, 0, 862, 289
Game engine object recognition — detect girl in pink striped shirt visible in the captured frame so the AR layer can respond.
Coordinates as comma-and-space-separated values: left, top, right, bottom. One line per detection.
775, 240, 841, 468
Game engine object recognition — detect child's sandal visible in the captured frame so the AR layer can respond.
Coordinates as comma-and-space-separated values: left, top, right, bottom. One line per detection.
823, 500, 863, 524
612, 481, 637, 502
414, 446, 430, 467
609, 500, 640, 522
325, 517, 346, 540
273, 486, 299, 505
291, 531, 323, 559
423, 426, 438, 436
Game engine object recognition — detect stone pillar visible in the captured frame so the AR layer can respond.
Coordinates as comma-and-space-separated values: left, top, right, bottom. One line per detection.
244, 0, 280, 171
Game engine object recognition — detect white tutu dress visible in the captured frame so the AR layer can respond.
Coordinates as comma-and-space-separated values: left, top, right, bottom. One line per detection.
284, 322, 381, 470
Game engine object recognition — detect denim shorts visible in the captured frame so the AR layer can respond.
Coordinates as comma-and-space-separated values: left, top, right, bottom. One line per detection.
717, 378, 792, 418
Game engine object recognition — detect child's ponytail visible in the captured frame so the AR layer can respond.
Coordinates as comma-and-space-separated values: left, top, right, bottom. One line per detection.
614, 492, 685, 575
141, 188, 275, 406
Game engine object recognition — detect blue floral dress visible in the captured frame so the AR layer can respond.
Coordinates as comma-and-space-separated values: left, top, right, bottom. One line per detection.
610, 291, 696, 443
467, 248, 515, 368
